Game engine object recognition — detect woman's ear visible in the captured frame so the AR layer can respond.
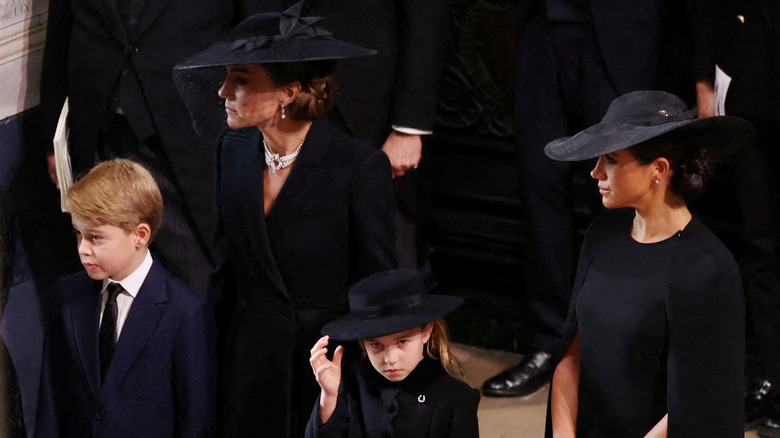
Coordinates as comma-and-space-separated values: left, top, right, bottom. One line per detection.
133, 222, 151, 248
652, 157, 672, 183
281, 81, 302, 106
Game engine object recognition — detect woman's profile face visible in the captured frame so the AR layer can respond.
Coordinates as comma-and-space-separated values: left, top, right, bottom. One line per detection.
218, 64, 287, 129
590, 149, 656, 209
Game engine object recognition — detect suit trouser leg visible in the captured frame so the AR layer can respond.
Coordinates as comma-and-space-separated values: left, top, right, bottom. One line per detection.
393, 154, 436, 288
514, 18, 617, 352
99, 116, 213, 297
732, 121, 780, 385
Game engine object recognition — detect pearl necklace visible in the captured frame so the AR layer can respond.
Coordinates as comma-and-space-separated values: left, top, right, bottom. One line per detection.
263, 137, 304, 174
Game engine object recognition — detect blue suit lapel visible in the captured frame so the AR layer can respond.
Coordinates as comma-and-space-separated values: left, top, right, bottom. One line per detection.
101, 262, 167, 392
264, 119, 331, 244
70, 281, 103, 399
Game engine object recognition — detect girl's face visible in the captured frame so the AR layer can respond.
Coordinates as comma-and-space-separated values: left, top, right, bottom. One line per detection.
364, 322, 434, 382
590, 149, 656, 209
218, 64, 287, 129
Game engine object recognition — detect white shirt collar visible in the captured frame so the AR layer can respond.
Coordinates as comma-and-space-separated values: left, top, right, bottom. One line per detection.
101, 250, 153, 298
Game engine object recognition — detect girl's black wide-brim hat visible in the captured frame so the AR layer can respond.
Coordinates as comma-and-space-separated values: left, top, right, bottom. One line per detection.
172, 1, 376, 137
544, 90, 754, 162
321, 269, 464, 341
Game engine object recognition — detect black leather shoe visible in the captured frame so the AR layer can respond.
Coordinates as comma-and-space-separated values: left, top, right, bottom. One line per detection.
481, 351, 554, 397
758, 386, 780, 438
758, 417, 780, 438
747, 379, 774, 431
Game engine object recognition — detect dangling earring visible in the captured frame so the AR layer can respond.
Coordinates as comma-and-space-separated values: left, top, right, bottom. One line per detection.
280, 104, 286, 120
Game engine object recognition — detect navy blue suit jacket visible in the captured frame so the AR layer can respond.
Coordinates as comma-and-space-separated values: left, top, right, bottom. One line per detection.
36, 258, 217, 438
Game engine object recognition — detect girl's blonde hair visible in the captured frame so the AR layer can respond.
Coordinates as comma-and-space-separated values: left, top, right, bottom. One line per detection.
425, 318, 465, 381
358, 318, 465, 381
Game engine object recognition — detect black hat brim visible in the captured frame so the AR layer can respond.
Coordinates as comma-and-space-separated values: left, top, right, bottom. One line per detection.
175, 37, 377, 70
544, 115, 754, 162
321, 295, 463, 341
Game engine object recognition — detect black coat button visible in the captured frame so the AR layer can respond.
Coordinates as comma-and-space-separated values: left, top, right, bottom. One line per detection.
95, 409, 105, 420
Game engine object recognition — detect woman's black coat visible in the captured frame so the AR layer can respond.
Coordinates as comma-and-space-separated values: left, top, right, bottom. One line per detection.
210, 119, 398, 438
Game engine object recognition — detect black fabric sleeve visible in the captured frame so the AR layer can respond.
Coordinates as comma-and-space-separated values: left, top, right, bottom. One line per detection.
391, 0, 450, 131
665, 233, 744, 437
689, 0, 720, 82
206, 132, 238, 349
39, 0, 73, 151
443, 387, 480, 438
348, 149, 398, 283
304, 363, 351, 438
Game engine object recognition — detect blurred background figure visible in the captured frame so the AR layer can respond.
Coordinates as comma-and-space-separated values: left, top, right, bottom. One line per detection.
39, 0, 234, 296
235, 0, 450, 285
482, 0, 692, 397
0, 186, 26, 438
692, 0, 780, 435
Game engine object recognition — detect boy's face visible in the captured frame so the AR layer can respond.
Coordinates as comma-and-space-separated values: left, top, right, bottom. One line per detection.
364, 322, 433, 382
72, 217, 149, 282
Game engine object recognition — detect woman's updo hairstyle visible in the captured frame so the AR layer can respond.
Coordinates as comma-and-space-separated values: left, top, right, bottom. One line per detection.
628, 129, 716, 200
263, 59, 338, 121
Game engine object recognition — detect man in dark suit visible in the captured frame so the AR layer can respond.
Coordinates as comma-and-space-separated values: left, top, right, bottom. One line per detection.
36, 159, 216, 438
692, 1, 780, 434
40, 0, 234, 296
234, 0, 449, 276
482, 0, 690, 397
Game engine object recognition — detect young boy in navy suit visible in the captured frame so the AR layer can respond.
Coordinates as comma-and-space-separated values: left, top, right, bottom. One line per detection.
36, 159, 217, 438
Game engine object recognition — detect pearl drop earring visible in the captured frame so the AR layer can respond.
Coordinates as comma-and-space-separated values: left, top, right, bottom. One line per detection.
280, 104, 286, 120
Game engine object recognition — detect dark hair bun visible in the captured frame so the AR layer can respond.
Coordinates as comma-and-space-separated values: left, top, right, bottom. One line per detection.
672, 148, 715, 199
288, 75, 337, 121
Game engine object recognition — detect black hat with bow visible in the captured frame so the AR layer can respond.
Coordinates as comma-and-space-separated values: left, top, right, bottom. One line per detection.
172, 2, 375, 136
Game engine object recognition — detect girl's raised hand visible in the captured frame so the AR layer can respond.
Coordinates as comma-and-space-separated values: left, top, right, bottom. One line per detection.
310, 335, 343, 398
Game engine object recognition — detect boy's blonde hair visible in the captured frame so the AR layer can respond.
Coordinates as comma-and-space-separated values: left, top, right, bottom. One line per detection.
66, 159, 163, 239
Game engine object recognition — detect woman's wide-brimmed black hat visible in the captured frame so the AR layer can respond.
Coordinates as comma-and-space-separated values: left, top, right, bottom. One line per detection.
321, 269, 463, 341
172, 1, 376, 137
175, 2, 376, 70
544, 90, 754, 162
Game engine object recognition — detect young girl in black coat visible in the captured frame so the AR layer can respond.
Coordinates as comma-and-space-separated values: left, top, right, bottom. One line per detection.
306, 269, 480, 438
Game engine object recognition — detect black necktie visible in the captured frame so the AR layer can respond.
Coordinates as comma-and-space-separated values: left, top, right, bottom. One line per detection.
99, 283, 123, 382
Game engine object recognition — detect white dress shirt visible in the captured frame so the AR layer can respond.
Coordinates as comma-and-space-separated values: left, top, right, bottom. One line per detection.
99, 250, 153, 339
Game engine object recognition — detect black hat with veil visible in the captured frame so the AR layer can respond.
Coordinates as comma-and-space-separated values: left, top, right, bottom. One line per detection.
172, 1, 376, 137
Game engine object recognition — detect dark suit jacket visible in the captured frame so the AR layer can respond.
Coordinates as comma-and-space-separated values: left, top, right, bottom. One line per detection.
305, 358, 480, 438
36, 259, 217, 438
40, 0, 233, 246
234, 0, 450, 147
210, 119, 397, 437
518, 0, 691, 98
692, 0, 780, 120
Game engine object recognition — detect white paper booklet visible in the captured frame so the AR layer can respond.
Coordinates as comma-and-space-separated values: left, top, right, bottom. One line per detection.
714, 64, 731, 116
53, 98, 72, 212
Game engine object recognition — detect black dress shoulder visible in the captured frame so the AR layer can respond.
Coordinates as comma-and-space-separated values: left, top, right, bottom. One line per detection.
547, 208, 744, 437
